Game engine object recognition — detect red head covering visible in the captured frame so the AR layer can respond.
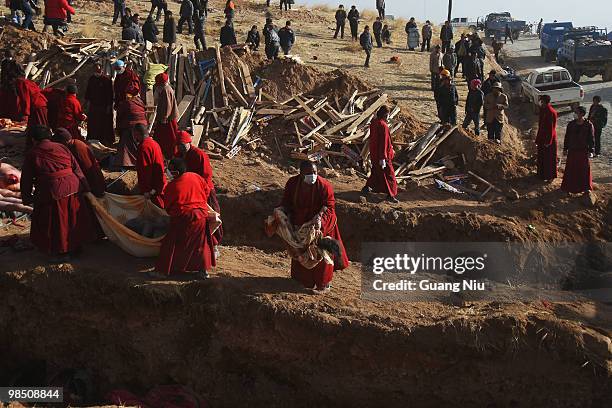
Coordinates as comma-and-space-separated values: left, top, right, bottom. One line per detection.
177, 131, 192, 145
155, 72, 169, 86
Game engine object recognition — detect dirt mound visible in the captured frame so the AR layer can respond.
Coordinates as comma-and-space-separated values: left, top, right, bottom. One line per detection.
0, 23, 53, 64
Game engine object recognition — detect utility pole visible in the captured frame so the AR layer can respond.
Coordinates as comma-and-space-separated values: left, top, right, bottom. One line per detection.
447, 0, 453, 22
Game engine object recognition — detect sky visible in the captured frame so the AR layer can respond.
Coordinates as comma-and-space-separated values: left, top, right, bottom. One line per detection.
298, 0, 611, 30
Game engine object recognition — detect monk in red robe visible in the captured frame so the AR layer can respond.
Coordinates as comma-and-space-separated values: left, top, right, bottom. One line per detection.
134, 124, 166, 208
115, 87, 147, 167
0, 60, 48, 128
154, 158, 215, 279
113, 60, 141, 107
20, 125, 95, 259
362, 106, 398, 203
53, 128, 106, 197
57, 84, 87, 141
85, 63, 115, 146
41, 87, 67, 129
535, 95, 558, 181
561, 106, 594, 194
176, 130, 223, 244
280, 161, 349, 293
153, 72, 179, 159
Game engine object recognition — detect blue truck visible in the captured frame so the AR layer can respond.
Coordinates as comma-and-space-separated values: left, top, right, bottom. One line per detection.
478, 12, 528, 40
540, 22, 573, 62
557, 28, 612, 82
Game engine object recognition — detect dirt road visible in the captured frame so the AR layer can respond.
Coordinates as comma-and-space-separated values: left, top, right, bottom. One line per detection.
502, 35, 612, 182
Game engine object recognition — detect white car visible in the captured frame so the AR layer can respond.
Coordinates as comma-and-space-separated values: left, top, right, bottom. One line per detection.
520, 66, 584, 112
450, 17, 478, 31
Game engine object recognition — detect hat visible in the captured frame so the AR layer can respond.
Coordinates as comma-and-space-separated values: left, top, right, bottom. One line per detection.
470, 79, 481, 89
113, 60, 125, 69
155, 72, 168, 86
440, 69, 451, 78
491, 82, 503, 90
177, 131, 192, 145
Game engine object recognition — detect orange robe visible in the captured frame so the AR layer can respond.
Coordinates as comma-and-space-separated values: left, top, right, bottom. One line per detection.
281, 175, 349, 289
156, 172, 215, 275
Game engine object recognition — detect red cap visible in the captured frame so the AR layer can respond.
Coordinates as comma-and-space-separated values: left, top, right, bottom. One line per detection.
155, 72, 168, 86
177, 131, 192, 144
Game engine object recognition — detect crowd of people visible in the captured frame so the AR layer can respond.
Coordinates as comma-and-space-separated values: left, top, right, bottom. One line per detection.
0, 1, 608, 293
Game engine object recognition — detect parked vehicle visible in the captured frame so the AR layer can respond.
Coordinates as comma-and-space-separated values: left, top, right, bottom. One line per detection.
521, 66, 584, 112
450, 17, 478, 31
478, 12, 528, 40
557, 28, 612, 82
540, 22, 573, 62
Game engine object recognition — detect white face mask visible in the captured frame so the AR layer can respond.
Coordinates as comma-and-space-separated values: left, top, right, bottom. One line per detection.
116, 67, 125, 75
303, 174, 317, 185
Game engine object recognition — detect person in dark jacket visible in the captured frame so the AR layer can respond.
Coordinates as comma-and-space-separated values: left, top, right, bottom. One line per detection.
20, 0, 36, 31
246, 25, 261, 51
220, 19, 237, 47
436, 74, 459, 125
149, 0, 168, 22
382, 24, 391, 44
373, 17, 383, 48
454, 33, 469, 77
463, 51, 483, 82
142, 15, 159, 45
347, 5, 359, 41
112, 0, 126, 25
280, 0, 293, 11
359, 25, 373, 68
278, 20, 295, 55
224, 0, 235, 22
193, 12, 206, 50
122, 17, 144, 43
442, 46, 457, 78
178, 0, 194, 34
163, 11, 177, 52
263, 18, 280, 59
440, 20, 453, 53
504, 24, 514, 44
333, 5, 347, 39
376, 0, 385, 19
463, 79, 484, 135
588, 95, 608, 156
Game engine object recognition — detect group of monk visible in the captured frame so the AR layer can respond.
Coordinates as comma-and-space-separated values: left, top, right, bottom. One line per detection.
536, 95, 600, 195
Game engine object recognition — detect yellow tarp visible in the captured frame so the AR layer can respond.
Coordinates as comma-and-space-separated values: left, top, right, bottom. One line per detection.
85, 192, 221, 258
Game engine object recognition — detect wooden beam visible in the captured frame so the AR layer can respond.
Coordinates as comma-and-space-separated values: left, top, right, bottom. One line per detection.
347, 94, 388, 133
295, 95, 325, 125
176, 55, 185, 102
215, 45, 229, 106
237, 59, 256, 98
191, 124, 204, 148
225, 77, 249, 107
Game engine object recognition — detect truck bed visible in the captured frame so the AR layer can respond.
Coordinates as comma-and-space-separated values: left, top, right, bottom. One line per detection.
534, 82, 581, 92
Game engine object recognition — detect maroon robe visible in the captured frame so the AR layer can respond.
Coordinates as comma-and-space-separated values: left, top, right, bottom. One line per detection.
184, 146, 222, 243
155, 172, 215, 275
85, 73, 115, 146
115, 95, 147, 167
57, 94, 86, 141
154, 120, 179, 159
561, 120, 594, 194
281, 175, 349, 289
535, 103, 558, 180
113, 68, 141, 106
0, 78, 48, 126
41, 87, 66, 130
20, 140, 95, 254
366, 118, 398, 197
67, 139, 106, 197
136, 137, 167, 208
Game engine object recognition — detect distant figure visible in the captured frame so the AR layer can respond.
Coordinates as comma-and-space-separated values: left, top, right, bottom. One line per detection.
382, 24, 391, 44
280, 0, 293, 12
421, 20, 432, 52
247, 25, 261, 51
362, 105, 398, 203
481, 70, 501, 126
142, 15, 160, 45
359, 25, 373, 68
483, 82, 508, 144
224, 0, 235, 23
149, 0, 168, 22
437, 72, 459, 125
278, 20, 296, 55
373, 17, 383, 48
464, 51, 483, 82
348, 5, 360, 41
537, 18, 543, 38
43, 0, 75, 36
561, 106, 594, 194
440, 20, 453, 53
492, 38, 503, 63
57, 84, 86, 141
122, 14, 144, 43
588, 95, 608, 157
115, 88, 147, 167
163, 11, 177, 52
178, 0, 194, 34
454, 33, 469, 77
220, 19, 237, 47
153, 72, 179, 160
463, 79, 484, 136
406, 23, 419, 51
504, 23, 514, 44
21, 0, 36, 31
112, 0, 126, 25
333, 4, 347, 39
193, 12, 207, 50
85, 63, 114, 147
429, 45, 443, 91
264, 18, 280, 59
376, 0, 385, 20
535, 95, 558, 181
442, 46, 457, 77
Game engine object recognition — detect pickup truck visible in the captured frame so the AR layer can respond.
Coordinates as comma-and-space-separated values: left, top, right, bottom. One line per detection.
520, 67, 584, 112
557, 29, 612, 82
450, 17, 478, 31
478, 12, 528, 40
540, 22, 573, 61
